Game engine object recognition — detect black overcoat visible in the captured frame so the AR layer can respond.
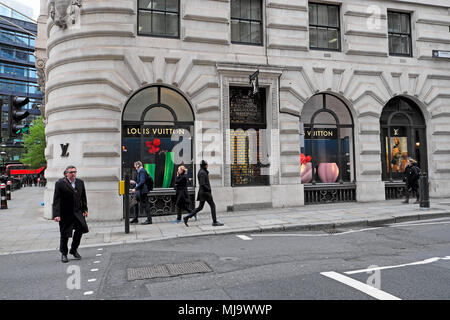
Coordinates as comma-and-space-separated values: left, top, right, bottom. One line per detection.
174, 174, 191, 207
196, 168, 213, 202
52, 177, 89, 238
404, 164, 420, 190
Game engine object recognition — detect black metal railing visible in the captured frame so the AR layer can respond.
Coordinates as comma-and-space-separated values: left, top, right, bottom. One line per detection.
304, 183, 356, 204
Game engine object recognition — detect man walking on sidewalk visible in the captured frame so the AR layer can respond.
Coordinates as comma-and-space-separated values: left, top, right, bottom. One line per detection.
53, 165, 89, 263
184, 160, 223, 227
131, 161, 153, 225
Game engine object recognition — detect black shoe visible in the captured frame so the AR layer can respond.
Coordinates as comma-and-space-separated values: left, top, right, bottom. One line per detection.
141, 220, 152, 225
130, 219, 138, 224
212, 221, 224, 227
61, 254, 69, 263
183, 217, 189, 227
69, 250, 82, 260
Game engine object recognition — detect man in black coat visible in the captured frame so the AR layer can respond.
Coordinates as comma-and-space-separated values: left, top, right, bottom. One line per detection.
131, 161, 153, 225
53, 165, 89, 263
403, 158, 420, 204
183, 160, 223, 227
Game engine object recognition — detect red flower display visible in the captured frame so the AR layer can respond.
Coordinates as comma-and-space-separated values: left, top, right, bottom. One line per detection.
145, 139, 160, 154
300, 153, 312, 165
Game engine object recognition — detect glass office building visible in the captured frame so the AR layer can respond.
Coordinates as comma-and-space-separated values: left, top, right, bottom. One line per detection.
0, 4, 42, 160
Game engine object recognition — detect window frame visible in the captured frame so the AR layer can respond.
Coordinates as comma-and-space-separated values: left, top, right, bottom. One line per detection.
137, 0, 180, 39
308, 2, 341, 52
230, 0, 264, 46
387, 10, 413, 57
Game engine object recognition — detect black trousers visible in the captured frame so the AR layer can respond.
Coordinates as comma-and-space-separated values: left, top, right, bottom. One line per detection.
60, 230, 83, 255
185, 199, 217, 223
176, 202, 190, 220
139, 193, 152, 222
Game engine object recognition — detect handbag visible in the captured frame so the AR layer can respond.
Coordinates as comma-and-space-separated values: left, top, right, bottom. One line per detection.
129, 195, 138, 207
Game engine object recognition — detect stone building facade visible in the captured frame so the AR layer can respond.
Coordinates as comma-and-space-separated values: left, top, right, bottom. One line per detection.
36, 0, 450, 221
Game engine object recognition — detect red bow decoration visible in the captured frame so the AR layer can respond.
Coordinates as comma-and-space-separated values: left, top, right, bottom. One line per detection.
145, 138, 161, 154
300, 153, 312, 165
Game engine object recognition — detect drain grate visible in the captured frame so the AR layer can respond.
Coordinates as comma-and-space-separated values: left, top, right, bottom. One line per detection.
127, 261, 213, 281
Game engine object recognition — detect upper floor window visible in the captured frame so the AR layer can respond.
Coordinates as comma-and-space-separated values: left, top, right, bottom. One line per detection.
388, 11, 412, 57
309, 2, 340, 51
138, 0, 179, 38
231, 0, 262, 45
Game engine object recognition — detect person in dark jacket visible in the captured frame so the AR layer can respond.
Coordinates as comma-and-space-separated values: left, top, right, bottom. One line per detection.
173, 165, 192, 223
403, 158, 420, 204
131, 161, 152, 225
53, 165, 89, 263
183, 160, 223, 227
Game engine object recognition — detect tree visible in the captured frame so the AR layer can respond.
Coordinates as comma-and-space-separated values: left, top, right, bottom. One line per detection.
20, 116, 46, 168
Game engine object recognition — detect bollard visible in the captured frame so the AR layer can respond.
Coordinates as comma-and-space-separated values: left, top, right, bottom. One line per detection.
6, 180, 11, 200
1, 183, 7, 209
419, 171, 430, 210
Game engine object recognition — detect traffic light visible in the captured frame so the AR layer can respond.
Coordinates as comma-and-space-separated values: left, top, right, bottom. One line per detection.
8, 96, 30, 138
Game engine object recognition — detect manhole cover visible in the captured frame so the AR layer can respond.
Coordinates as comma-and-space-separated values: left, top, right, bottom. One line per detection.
127, 261, 212, 281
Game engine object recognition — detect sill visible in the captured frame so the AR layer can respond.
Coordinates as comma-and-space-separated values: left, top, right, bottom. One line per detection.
231, 41, 263, 47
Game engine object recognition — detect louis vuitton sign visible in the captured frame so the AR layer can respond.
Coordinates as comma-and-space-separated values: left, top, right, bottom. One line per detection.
123, 125, 188, 138
304, 128, 337, 139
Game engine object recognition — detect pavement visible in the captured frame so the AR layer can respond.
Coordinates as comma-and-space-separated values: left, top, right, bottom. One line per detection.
1, 186, 450, 255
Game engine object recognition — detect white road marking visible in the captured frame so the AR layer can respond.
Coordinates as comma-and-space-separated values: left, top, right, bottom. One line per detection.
83, 291, 94, 296
250, 228, 381, 238
321, 271, 401, 300
88, 279, 97, 282
237, 235, 252, 240
97, 248, 103, 251
388, 221, 450, 228
345, 256, 450, 275
90, 268, 99, 272
93, 261, 101, 264
96, 254, 102, 257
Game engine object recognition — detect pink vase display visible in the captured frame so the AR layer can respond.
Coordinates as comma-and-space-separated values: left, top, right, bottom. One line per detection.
318, 163, 339, 183
301, 162, 312, 183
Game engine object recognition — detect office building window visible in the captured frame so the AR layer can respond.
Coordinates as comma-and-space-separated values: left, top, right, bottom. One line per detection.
231, 0, 262, 45
138, 0, 179, 38
309, 2, 340, 51
388, 11, 412, 57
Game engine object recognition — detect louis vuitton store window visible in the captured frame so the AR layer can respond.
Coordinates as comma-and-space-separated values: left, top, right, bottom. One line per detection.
300, 93, 356, 204
229, 86, 269, 187
380, 96, 427, 199
121, 85, 195, 215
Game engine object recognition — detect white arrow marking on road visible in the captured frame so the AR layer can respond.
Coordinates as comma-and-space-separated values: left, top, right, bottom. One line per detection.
344, 256, 450, 275
237, 235, 252, 240
321, 271, 401, 300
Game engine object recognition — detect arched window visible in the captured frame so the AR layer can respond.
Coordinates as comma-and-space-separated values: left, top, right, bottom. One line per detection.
300, 93, 355, 184
122, 85, 194, 189
380, 96, 426, 182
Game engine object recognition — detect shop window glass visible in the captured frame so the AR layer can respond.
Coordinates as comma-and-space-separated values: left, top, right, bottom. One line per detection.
122, 85, 194, 189
123, 86, 158, 121
301, 93, 354, 184
229, 87, 268, 186
160, 87, 193, 122
380, 97, 426, 181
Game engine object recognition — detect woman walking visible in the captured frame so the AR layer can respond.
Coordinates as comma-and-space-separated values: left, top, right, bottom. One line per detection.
173, 166, 193, 223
